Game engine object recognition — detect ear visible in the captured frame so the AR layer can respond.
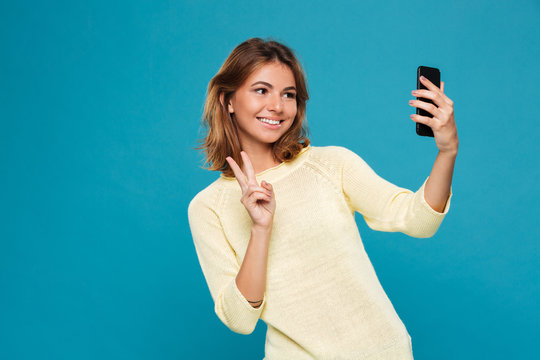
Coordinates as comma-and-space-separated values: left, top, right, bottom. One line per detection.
219, 92, 234, 114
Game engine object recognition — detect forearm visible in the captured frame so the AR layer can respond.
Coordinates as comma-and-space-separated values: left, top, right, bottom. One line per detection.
235, 226, 271, 308
424, 150, 457, 213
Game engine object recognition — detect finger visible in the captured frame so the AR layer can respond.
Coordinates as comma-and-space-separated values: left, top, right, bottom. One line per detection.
249, 184, 272, 197
409, 99, 442, 118
419, 75, 441, 93
253, 190, 272, 200
240, 151, 257, 185
226, 156, 248, 190
261, 180, 272, 191
410, 113, 437, 127
420, 76, 452, 105
412, 90, 446, 108
246, 190, 272, 204
438, 81, 453, 106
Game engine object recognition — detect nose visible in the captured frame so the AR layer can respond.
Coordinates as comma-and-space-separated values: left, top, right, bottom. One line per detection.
267, 93, 283, 112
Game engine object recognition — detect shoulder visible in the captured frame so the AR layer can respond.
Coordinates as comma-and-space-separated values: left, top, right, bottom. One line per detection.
308, 145, 363, 165
298, 145, 366, 184
310, 145, 357, 155
188, 178, 228, 219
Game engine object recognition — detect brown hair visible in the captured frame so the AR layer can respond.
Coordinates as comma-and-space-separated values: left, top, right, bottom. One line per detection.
193, 37, 311, 178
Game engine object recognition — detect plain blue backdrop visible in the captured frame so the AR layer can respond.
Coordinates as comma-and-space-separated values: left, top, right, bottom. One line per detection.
1, 1, 539, 359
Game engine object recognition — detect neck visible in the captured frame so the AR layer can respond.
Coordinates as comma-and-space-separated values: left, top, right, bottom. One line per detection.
240, 142, 280, 175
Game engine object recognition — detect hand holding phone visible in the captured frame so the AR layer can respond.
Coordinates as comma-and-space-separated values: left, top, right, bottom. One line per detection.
416, 66, 440, 137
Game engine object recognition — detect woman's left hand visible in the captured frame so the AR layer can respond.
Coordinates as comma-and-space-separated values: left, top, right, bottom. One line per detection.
409, 76, 459, 154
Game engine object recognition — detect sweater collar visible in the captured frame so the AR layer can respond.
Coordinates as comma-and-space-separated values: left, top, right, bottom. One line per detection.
219, 145, 312, 183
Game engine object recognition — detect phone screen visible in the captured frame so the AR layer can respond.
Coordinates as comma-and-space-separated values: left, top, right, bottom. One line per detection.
416, 66, 440, 137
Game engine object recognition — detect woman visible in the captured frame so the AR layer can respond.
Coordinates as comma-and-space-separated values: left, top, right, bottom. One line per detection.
188, 37, 458, 359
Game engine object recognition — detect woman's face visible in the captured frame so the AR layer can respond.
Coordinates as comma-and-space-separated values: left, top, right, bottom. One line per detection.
227, 62, 297, 149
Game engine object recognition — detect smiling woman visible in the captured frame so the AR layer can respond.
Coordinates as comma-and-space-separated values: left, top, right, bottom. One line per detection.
223, 62, 298, 170
194, 37, 311, 178
188, 37, 455, 360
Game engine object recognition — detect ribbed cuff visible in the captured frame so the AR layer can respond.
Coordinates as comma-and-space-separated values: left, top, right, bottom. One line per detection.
215, 278, 266, 334
410, 176, 452, 237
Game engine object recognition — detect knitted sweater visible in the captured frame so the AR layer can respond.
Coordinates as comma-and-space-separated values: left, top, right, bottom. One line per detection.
187, 145, 452, 359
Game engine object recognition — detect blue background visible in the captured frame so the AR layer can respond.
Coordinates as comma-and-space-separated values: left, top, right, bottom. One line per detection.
2, 1, 539, 359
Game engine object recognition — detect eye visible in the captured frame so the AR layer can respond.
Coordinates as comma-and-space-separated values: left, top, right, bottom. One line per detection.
255, 88, 267, 94
285, 92, 296, 99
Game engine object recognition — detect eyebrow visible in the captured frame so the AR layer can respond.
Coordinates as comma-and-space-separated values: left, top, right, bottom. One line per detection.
250, 81, 296, 92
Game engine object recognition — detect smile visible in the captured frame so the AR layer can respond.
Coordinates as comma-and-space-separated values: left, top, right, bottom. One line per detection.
257, 117, 284, 129
257, 117, 283, 125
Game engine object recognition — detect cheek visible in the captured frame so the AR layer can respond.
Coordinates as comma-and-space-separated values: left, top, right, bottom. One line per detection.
288, 103, 298, 116
244, 97, 266, 114
234, 93, 257, 113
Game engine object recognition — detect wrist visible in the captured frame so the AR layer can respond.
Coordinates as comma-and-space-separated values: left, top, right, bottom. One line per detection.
252, 224, 272, 235
439, 148, 458, 157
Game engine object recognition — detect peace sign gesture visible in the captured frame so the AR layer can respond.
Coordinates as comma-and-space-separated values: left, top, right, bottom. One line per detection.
225, 151, 276, 230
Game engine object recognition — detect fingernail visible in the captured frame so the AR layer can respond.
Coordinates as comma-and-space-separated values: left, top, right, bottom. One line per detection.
420, 75, 426, 81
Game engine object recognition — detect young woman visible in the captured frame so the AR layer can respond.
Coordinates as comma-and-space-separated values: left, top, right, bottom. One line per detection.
188, 37, 458, 359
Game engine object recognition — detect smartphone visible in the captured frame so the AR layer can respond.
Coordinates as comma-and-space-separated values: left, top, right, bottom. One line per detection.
416, 66, 440, 137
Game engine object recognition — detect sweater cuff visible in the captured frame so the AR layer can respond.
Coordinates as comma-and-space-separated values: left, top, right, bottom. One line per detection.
216, 278, 266, 334
410, 176, 452, 237
417, 176, 452, 215
231, 277, 267, 312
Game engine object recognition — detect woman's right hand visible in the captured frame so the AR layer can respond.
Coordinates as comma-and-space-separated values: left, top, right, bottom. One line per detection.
225, 151, 275, 230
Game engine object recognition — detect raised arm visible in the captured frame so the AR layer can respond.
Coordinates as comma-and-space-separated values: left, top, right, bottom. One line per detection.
409, 78, 458, 213
339, 146, 452, 238
424, 150, 456, 213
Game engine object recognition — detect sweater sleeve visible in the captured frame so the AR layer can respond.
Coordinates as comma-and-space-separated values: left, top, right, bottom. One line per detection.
339, 146, 452, 238
187, 194, 266, 335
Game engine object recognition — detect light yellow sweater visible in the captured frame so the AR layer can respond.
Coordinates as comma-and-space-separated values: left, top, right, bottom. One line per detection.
188, 145, 452, 359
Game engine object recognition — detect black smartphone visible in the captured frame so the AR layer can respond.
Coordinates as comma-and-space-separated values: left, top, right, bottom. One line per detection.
416, 66, 440, 137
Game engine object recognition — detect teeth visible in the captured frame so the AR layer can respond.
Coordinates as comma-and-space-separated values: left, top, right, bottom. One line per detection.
258, 117, 280, 125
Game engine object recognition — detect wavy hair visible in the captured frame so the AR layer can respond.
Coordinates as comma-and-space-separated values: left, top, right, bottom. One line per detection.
193, 37, 311, 178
